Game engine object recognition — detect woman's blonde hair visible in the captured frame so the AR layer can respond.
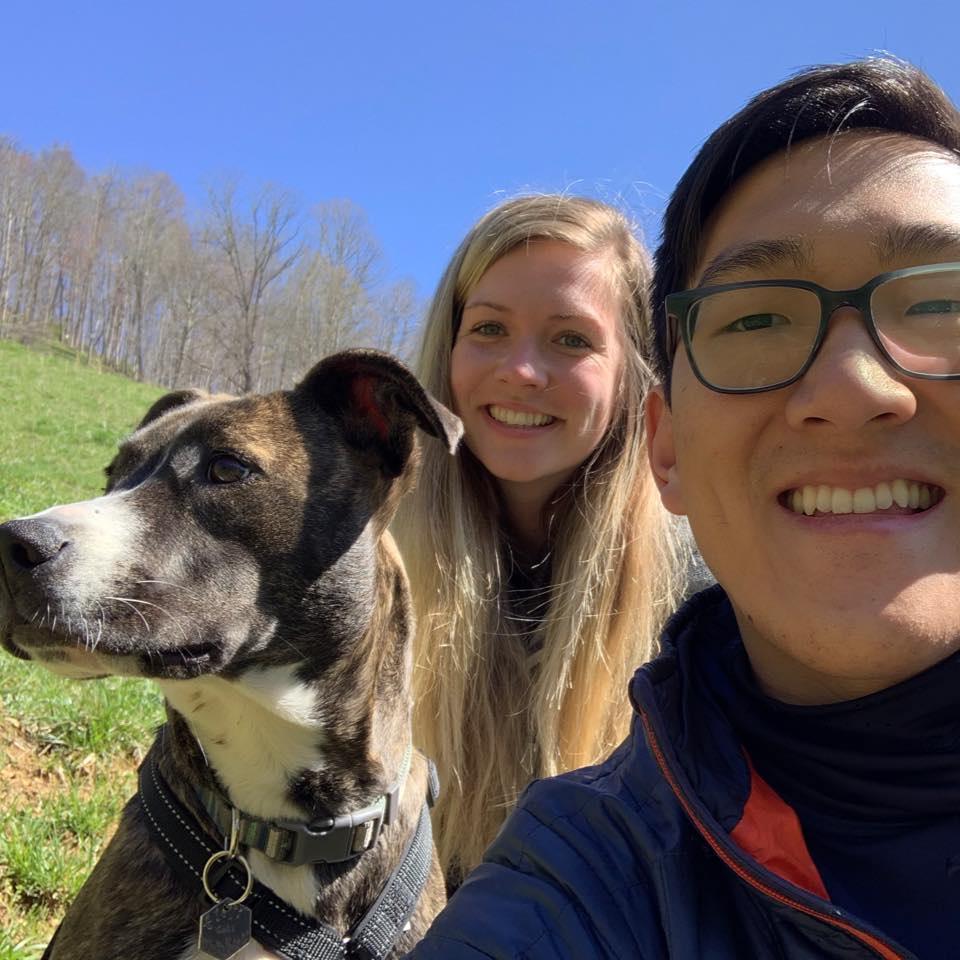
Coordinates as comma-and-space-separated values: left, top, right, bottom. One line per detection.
394, 194, 685, 881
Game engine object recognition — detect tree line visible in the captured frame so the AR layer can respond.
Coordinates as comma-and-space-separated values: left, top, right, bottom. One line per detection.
0, 138, 421, 392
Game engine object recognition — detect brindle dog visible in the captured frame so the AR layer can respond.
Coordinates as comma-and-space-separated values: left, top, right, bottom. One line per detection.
0, 350, 460, 959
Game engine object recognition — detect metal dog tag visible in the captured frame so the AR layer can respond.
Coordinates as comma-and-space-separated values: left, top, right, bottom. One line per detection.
197, 898, 252, 960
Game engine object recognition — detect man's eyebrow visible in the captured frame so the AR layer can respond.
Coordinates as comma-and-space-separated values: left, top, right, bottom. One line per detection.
875, 223, 960, 265
695, 238, 813, 288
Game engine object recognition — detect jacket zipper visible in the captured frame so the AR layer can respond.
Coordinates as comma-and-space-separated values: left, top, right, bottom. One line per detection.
637, 709, 907, 960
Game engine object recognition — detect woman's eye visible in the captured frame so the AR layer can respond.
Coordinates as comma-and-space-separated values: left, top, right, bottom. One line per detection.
556, 332, 591, 349
471, 321, 504, 336
207, 455, 251, 484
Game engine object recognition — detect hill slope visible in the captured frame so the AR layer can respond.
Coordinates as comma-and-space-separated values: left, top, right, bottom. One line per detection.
0, 340, 165, 521
0, 341, 166, 958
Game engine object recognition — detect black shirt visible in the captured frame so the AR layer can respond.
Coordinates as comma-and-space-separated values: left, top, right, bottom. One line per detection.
719, 643, 960, 958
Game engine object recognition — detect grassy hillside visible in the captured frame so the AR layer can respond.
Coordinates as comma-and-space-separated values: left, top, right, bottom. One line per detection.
0, 341, 167, 958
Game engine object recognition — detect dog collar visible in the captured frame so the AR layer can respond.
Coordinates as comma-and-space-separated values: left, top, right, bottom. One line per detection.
138, 744, 438, 960
193, 742, 423, 867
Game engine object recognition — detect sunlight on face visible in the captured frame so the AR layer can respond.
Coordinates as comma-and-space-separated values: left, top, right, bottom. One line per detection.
451, 240, 623, 529
648, 133, 960, 703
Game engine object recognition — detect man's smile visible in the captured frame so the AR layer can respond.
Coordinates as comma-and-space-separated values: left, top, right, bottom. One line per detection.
781, 479, 945, 516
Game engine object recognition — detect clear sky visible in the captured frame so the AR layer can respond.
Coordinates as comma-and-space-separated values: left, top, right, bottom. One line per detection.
2, 0, 958, 304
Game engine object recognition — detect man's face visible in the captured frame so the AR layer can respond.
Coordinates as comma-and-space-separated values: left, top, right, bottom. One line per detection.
647, 132, 960, 704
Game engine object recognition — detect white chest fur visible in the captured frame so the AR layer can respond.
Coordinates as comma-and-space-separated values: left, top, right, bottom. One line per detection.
159, 665, 329, 917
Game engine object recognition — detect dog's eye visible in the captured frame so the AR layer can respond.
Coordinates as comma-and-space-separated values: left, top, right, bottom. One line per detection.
207, 455, 251, 484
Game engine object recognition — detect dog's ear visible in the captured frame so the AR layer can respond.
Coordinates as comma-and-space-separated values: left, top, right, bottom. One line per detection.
299, 349, 462, 477
136, 389, 210, 431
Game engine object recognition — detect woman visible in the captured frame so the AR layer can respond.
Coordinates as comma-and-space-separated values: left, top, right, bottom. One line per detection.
394, 195, 691, 888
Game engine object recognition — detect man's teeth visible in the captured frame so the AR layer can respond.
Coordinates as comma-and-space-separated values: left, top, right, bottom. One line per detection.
788, 479, 939, 516
488, 405, 555, 427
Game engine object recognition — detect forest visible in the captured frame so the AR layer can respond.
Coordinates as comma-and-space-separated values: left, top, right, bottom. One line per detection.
0, 138, 420, 392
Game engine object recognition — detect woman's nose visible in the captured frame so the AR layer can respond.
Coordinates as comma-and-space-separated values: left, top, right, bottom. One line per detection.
495, 340, 549, 389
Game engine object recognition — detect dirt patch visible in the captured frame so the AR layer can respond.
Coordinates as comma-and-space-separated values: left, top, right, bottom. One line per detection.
0, 716, 62, 810
0, 707, 142, 948
0, 713, 141, 811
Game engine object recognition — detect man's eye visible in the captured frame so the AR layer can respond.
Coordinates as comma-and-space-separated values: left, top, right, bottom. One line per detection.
905, 299, 960, 316
556, 332, 591, 349
206, 455, 251, 484
721, 313, 790, 333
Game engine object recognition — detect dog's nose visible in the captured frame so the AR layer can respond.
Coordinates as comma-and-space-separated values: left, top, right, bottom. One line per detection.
0, 519, 70, 575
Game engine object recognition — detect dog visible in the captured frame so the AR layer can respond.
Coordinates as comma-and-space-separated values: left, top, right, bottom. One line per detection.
0, 349, 461, 960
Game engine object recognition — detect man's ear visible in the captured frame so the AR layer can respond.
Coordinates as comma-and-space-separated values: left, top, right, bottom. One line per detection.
298, 349, 463, 477
645, 385, 686, 516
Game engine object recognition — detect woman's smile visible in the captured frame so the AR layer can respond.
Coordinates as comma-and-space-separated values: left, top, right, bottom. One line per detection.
451, 238, 623, 515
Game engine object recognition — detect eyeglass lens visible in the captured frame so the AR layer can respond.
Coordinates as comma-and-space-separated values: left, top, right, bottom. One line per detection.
687, 267, 960, 390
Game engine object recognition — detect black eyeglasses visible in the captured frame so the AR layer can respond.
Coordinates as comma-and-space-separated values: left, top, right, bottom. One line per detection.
664, 262, 960, 394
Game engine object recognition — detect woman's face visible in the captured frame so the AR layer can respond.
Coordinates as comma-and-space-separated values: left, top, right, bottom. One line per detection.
451, 239, 624, 516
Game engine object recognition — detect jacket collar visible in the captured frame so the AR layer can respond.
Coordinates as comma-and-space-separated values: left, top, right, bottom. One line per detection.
629, 585, 751, 831
627, 587, 914, 960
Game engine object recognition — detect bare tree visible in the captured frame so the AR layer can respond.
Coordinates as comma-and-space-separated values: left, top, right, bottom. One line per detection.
204, 181, 303, 391
0, 137, 30, 338
0, 139, 418, 393
61, 172, 119, 352
17, 147, 83, 337
368, 278, 422, 361
114, 173, 184, 378
151, 222, 218, 387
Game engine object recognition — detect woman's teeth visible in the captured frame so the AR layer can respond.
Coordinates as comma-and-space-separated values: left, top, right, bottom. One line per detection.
488, 405, 555, 427
787, 479, 940, 516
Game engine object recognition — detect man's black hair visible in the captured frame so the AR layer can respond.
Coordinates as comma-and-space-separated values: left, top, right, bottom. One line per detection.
650, 57, 960, 389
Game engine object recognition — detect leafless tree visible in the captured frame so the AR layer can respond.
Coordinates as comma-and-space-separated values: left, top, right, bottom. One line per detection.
0, 141, 423, 393
204, 181, 303, 391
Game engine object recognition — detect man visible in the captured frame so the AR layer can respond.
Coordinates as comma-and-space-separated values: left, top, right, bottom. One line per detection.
408, 58, 960, 958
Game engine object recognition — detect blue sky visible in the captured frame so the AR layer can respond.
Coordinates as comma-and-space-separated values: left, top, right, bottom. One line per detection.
2, 1, 958, 303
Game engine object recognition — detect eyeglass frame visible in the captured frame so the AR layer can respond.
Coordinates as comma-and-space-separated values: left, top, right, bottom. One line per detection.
663, 261, 960, 395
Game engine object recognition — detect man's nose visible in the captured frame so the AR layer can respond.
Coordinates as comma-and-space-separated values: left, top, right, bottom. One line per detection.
785, 307, 917, 430
495, 340, 549, 389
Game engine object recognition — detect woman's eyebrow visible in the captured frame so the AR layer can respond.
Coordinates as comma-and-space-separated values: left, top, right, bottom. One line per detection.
695, 237, 813, 287
462, 299, 511, 313
548, 312, 604, 329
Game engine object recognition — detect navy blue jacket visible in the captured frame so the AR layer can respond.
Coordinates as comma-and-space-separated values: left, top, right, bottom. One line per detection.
407, 587, 914, 959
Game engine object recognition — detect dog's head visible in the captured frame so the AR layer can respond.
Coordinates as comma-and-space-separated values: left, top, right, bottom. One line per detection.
0, 349, 461, 684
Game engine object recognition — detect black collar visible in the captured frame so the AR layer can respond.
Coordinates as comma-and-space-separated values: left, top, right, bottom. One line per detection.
138, 746, 438, 960
193, 743, 414, 866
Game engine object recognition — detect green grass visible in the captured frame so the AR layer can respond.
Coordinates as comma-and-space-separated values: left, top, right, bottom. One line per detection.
0, 339, 165, 519
0, 340, 166, 957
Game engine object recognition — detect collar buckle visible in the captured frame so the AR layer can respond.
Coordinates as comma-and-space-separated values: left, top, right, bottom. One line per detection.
264, 797, 387, 865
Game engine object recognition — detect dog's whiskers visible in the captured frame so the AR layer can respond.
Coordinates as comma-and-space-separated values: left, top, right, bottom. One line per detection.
111, 597, 190, 644
103, 596, 151, 632
92, 601, 106, 651
134, 578, 204, 603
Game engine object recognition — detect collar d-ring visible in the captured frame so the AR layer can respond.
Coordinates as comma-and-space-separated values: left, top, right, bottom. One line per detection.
202, 849, 254, 905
